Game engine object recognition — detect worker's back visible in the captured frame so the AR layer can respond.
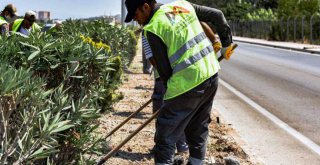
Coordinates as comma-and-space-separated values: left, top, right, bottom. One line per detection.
143, 0, 220, 100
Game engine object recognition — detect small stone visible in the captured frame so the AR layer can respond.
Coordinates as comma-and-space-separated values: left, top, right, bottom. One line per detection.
216, 117, 220, 124
224, 156, 240, 165
207, 156, 216, 165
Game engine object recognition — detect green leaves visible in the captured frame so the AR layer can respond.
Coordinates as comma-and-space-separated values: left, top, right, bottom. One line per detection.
28, 50, 41, 60
30, 147, 59, 160
19, 41, 40, 50
278, 0, 320, 18
50, 121, 74, 133
246, 8, 277, 21
0, 19, 138, 164
40, 112, 75, 135
0, 65, 33, 94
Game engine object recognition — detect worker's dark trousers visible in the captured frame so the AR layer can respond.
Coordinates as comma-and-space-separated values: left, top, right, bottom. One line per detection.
154, 74, 218, 165
152, 79, 165, 113
152, 78, 189, 153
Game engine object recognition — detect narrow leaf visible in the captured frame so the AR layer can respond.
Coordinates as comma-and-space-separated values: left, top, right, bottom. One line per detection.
28, 50, 40, 61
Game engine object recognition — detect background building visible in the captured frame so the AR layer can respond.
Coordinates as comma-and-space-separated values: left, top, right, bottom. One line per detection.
38, 11, 50, 22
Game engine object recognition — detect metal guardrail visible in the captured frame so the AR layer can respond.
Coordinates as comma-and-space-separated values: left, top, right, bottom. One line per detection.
230, 14, 320, 44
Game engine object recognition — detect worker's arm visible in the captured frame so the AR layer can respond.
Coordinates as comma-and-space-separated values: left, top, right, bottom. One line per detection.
0, 24, 9, 36
8, 22, 13, 31
142, 35, 156, 67
200, 22, 216, 43
191, 3, 233, 47
145, 31, 172, 85
148, 57, 156, 68
200, 22, 222, 53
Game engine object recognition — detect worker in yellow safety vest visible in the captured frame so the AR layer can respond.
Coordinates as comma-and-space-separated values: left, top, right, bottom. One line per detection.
125, 0, 235, 164
10, 10, 41, 36
0, 4, 18, 37
141, 20, 222, 164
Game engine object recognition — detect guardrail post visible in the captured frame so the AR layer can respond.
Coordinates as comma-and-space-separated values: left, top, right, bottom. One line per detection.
310, 14, 315, 44
294, 15, 299, 42
302, 16, 305, 42
280, 17, 284, 40
287, 16, 291, 41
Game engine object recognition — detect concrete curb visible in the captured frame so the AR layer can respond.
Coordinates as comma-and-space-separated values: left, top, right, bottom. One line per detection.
233, 39, 320, 55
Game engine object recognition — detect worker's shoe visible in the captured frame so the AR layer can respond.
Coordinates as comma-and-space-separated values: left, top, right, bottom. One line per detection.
143, 68, 152, 74
149, 146, 156, 154
186, 157, 204, 165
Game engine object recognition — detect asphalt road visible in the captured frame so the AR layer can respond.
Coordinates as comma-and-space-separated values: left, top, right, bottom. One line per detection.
219, 42, 320, 145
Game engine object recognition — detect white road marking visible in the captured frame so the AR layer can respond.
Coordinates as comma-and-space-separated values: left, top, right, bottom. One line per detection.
219, 79, 320, 156
237, 41, 320, 57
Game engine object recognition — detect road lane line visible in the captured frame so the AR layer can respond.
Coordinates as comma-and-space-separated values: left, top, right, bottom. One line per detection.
238, 41, 320, 57
219, 79, 320, 156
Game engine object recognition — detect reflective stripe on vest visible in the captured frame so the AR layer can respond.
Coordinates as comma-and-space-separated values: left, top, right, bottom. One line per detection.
173, 45, 213, 74
169, 32, 207, 65
144, 0, 220, 100
0, 16, 8, 26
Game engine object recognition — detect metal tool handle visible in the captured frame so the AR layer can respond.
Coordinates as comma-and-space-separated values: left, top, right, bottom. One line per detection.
97, 110, 160, 165
218, 43, 238, 61
104, 98, 152, 138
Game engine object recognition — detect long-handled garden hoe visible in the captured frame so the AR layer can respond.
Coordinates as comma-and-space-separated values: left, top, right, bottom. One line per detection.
104, 98, 152, 138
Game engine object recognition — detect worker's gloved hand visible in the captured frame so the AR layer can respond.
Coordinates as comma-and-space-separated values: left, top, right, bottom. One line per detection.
220, 43, 238, 60
213, 41, 222, 54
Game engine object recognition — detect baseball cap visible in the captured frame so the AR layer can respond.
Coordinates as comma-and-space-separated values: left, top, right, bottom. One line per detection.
4, 4, 18, 17
124, 0, 146, 23
25, 10, 36, 18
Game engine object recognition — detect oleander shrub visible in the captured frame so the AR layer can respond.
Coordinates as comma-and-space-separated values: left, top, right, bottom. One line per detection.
0, 19, 138, 164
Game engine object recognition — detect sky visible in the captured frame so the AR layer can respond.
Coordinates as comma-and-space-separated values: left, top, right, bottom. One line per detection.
1, 0, 175, 20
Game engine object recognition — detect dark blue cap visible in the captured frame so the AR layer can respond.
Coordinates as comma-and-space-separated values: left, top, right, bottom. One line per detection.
125, 0, 146, 22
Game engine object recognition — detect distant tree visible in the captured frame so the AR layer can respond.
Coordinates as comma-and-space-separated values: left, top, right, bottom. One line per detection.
257, 0, 278, 9
187, 0, 277, 9
224, 2, 255, 21
188, 0, 254, 21
187, 0, 240, 9
278, 0, 320, 18
246, 8, 277, 21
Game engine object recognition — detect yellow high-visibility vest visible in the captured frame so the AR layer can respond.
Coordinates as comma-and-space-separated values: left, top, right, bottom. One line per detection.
144, 0, 220, 100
